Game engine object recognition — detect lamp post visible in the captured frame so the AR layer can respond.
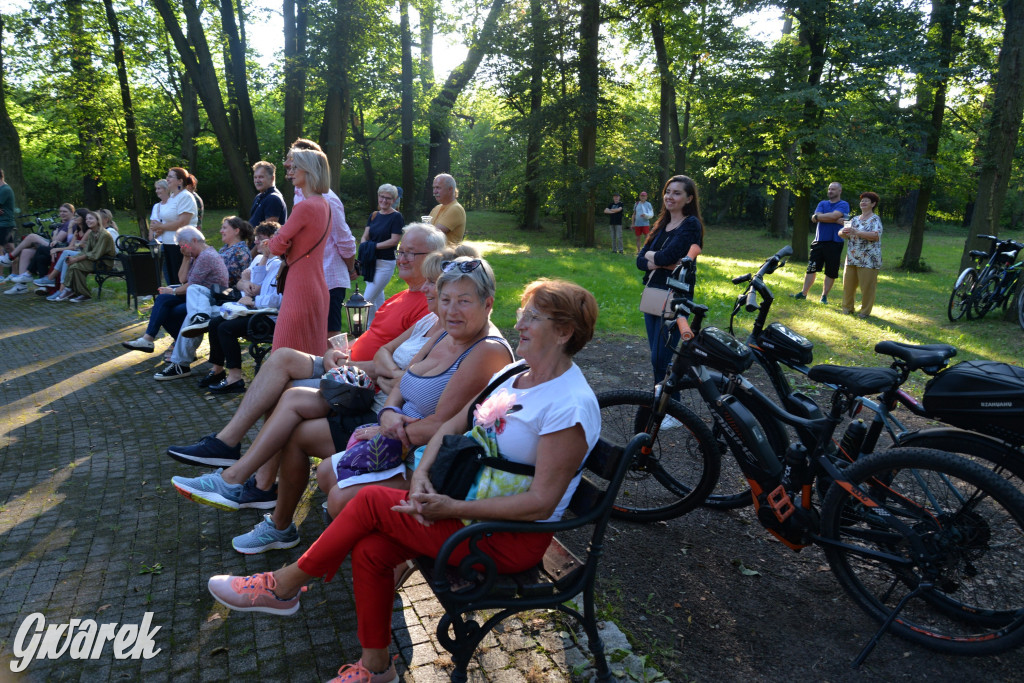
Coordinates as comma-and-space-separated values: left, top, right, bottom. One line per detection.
344, 284, 373, 338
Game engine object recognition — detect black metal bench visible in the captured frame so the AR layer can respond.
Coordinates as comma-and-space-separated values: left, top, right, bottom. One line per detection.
95, 235, 162, 310
415, 432, 649, 682
245, 311, 276, 372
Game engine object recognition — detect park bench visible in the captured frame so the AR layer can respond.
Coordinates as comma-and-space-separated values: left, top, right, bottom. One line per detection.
95, 235, 162, 310
413, 431, 649, 683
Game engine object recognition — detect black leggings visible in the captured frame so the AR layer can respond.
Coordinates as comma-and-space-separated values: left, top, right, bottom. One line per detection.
208, 316, 250, 370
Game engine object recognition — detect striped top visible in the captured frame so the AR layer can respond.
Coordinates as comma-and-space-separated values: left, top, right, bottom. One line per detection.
398, 333, 512, 419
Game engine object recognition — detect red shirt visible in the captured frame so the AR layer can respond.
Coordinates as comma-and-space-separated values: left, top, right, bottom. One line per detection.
348, 289, 429, 361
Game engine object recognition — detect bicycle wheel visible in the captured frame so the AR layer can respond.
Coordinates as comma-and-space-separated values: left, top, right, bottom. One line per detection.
947, 268, 977, 322
972, 272, 999, 318
596, 389, 720, 522
1017, 282, 1024, 330
820, 447, 1024, 655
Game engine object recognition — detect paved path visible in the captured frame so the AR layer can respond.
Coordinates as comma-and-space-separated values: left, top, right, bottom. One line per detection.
0, 292, 655, 682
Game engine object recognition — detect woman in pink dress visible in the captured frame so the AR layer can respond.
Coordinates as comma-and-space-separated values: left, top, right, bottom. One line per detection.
268, 148, 331, 355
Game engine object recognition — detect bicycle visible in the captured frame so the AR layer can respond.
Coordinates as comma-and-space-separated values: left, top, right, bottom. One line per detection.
688, 245, 1024, 509
599, 257, 1024, 661
948, 234, 1024, 321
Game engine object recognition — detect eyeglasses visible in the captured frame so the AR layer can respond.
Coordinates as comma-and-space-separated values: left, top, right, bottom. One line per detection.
442, 259, 482, 274
516, 307, 555, 325
378, 195, 394, 201
396, 250, 429, 260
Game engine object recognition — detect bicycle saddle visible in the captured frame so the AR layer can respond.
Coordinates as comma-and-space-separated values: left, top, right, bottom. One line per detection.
807, 365, 899, 397
874, 340, 957, 374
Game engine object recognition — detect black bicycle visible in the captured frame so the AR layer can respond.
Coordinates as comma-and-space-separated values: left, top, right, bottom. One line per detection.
598, 258, 1024, 660
948, 234, 1024, 322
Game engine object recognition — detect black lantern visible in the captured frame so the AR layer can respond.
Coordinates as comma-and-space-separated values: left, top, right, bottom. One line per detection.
344, 284, 373, 338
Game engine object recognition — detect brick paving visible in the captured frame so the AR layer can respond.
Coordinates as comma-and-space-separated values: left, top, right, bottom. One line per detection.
0, 292, 658, 682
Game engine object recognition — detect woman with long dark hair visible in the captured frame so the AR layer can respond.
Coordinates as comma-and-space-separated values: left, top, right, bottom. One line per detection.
635, 174, 704, 389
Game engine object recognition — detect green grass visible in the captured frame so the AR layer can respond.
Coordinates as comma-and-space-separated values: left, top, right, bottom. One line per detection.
110, 208, 1023, 391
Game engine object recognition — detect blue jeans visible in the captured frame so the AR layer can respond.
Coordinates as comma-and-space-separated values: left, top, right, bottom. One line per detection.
644, 312, 681, 394
146, 293, 188, 339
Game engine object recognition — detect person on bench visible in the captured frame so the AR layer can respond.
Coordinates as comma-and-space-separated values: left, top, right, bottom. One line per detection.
173, 256, 513, 556
163, 224, 446, 480
59, 210, 117, 303
206, 278, 600, 683
199, 221, 284, 394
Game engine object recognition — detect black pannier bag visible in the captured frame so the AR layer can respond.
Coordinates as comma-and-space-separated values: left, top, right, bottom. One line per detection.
692, 326, 754, 375
922, 360, 1024, 446
755, 322, 814, 366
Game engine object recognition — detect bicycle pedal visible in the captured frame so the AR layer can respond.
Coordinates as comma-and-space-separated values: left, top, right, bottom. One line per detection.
765, 485, 795, 522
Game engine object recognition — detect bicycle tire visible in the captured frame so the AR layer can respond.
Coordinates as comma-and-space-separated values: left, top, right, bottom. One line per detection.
898, 431, 1024, 488
1017, 281, 1024, 330
947, 268, 977, 322
972, 272, 999, 318
596, 389, 720, 522
820, 447, 1024, 656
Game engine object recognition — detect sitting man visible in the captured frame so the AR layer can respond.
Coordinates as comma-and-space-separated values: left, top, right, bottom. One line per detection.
121, 226, 229, 378
164, 222, 447, 501
429, 173, 466, 245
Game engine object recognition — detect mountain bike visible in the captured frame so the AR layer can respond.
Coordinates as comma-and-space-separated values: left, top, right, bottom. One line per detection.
598, 258, 1024, 661
948, 234, 1024, 321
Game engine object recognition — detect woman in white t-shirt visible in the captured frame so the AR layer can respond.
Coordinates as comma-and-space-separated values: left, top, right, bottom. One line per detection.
206, 278, 601, 682
150, 167, 198, 285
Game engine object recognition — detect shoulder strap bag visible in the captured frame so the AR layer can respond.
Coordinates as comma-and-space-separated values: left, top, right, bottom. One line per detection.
428, 363, 534, 500
276, 206, 331, 295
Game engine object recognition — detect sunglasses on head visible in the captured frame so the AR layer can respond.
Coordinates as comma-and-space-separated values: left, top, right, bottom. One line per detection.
441, 259, 482, 274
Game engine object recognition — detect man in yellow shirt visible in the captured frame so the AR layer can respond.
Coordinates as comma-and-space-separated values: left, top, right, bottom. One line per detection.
428, 173, 466, 245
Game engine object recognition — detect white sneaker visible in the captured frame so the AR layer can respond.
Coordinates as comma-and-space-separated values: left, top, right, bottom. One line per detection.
660, 415, 683, 430
11, 273, 34, 284
0, 254, 11, 265
3, 284, 28, 295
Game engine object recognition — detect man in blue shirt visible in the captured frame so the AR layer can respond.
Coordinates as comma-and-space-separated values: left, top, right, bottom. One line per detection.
794, 181, 849, 304
248, 161, 287, 226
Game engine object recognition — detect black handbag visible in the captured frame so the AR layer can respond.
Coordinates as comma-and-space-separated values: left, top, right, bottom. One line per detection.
428, 363, 534, 499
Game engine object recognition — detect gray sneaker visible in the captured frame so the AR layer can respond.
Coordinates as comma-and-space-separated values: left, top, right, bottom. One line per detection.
232, 513, 300, 554
172, 469, 244, 511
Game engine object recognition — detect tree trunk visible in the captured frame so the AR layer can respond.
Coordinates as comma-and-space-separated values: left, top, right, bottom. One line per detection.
961, 0, 1024, 268
423, 0, 507, 208
575, 0, 600, 248
790, 2, 827, 261
153, 0, 255, 214
0, 15, 26, 215
283, 0, 309, 204
220, 0, 260, 168
66, 0, 103, 208
322, 0, 352, 194
102, 0, 148, 236
520, 0, 545, 231
903, 0, 959, 271
351, 108, 378, 210
400, 0, 416, 219
652, 19, 675, 186
792, 191, 811, 260
419, 0, 435, 92
770, 187, 790, 238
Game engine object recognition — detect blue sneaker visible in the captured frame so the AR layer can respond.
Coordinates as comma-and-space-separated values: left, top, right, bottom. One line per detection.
167, 434, 241, 468
237, 476, 278, 509
172, 469, 245, 511
820, 295, 828, 304
792, 292, 806, 300
232, 513, 299, 554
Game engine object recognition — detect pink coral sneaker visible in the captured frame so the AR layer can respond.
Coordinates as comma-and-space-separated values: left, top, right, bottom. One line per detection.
328, 657, 398, 683
207, 572, 306, 615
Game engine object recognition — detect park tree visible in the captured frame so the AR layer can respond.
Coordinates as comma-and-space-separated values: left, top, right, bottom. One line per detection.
961, 0, 1024, 267
153, 0, 255, 214
0, 13, 27, 214
101, 0, 148, 234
